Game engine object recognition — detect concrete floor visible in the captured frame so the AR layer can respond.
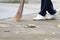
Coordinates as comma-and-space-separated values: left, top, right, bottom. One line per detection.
0, 11, 60, 40
0, 3, 60, 40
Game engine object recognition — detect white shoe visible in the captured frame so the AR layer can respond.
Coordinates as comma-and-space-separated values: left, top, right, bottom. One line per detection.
33, 14, 46, 21
46, 15, 56, 20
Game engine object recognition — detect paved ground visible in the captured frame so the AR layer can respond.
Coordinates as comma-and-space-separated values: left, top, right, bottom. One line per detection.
0, 3, 60, 19
0, 3, 40, 19
0, 3, 60, 40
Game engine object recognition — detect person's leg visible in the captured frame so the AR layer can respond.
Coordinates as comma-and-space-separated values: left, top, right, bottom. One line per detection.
39, 0, 47, 16
47, 0, 56, 15
46, 0, 57, 19
33, 0, 48, 21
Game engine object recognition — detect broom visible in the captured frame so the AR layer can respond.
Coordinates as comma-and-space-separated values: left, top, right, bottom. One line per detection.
13, 0, 25, 22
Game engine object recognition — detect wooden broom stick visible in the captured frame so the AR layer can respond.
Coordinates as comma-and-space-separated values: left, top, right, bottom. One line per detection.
13, 0, 25, 22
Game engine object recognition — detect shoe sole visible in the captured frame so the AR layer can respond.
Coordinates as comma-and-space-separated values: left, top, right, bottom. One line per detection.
33, 19, 46, 21
46, 18, 55, 20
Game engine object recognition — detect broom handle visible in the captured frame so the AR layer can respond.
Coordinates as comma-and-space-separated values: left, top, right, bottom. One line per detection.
16, 0, 25, 17
14, 0, 25, 22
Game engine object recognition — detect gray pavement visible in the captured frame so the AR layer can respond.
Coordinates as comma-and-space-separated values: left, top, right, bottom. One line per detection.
0, 11, 60, 40
0, 3, 60, 40
0, 3, 60, 19
0, 3, 40, 19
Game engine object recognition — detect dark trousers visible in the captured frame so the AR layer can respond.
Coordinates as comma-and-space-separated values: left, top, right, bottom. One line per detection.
39, 0, 56, 16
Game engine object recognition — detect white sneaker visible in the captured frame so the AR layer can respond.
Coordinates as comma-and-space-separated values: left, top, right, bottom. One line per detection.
46, 15, 56, 20
33, 14, 46, 21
